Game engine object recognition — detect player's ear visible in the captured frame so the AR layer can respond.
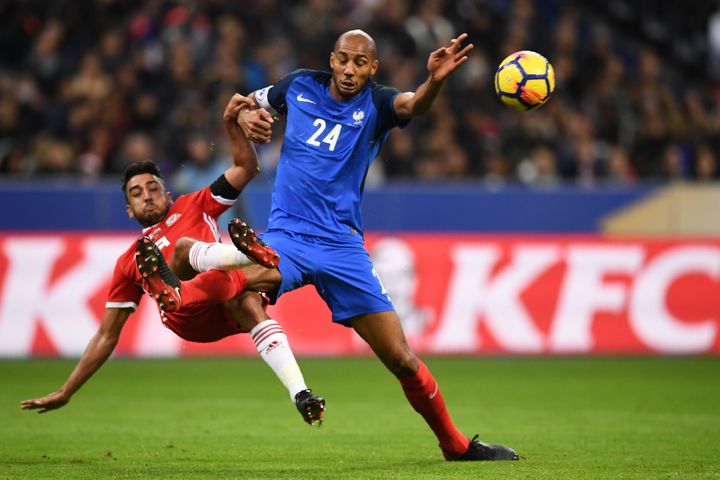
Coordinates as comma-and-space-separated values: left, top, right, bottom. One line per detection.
126, 204, 134, 219
370, 59, 378, 76
329, 51, 335, 69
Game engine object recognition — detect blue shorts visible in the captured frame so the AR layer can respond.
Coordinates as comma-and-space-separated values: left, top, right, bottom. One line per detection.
259, 230, 394, 324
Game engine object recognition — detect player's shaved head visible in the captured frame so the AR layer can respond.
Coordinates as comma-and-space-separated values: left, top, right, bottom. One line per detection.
334, 29, 377, 59
329, 29, 379, 100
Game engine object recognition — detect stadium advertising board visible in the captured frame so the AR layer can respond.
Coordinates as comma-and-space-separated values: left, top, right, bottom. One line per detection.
0, 233, 718, 357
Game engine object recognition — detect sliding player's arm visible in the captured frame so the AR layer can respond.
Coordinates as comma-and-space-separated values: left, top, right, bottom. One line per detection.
222, 93, 271, 190
20, 307, 132, 413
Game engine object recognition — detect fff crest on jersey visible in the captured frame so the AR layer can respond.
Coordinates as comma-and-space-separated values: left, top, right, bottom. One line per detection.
165, 213, 180, 227
352, 110, 365, 126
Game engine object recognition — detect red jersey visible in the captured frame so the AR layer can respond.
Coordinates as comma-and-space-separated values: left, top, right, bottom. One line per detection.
106, 186, 244, 342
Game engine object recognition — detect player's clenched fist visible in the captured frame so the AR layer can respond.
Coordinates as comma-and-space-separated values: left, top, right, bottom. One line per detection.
238, 107, 274, 144
223, 93, 255, 140
222, 93, 274, 144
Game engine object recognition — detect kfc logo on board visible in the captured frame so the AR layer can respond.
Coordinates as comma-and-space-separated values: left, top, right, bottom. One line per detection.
0, 234, 718, 357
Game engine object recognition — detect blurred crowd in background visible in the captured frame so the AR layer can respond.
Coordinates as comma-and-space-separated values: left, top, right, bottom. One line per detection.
1, 0, 719, 192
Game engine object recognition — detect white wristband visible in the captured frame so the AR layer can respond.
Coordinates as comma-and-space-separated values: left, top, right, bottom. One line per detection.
255, 86, 273, 110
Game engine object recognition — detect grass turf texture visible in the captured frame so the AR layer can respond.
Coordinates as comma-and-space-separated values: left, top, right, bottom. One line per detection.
1, 357, 719, 479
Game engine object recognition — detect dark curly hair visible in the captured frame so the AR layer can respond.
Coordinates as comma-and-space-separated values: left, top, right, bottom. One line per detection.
121, 160, 164, 196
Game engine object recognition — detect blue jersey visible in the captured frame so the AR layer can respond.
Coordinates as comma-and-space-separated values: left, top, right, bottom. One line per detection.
261, 69, 408, 241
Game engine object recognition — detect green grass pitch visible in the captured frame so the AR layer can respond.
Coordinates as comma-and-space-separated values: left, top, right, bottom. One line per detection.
2, 357, 719, 479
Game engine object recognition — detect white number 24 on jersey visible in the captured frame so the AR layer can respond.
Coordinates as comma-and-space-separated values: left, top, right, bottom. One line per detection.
307, 119, 342, 152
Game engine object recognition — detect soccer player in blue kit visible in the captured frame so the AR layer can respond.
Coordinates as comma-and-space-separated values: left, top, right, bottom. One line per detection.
236, 30, 518, 461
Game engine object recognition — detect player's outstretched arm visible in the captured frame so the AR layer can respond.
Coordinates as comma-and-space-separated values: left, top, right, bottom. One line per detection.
393, 33, 474, 120
20, 307, 132, 413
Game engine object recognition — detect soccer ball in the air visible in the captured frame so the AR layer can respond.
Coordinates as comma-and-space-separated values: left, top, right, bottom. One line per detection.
494, 50, 555, 111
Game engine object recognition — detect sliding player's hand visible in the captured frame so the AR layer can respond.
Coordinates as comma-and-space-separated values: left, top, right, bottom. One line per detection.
21, 390, 70, 413
224, 94, 256, 140
237, 108, 274, 144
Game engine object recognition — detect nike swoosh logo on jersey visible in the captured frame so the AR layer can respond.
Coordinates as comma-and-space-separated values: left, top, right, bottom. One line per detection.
297, 93, 316, 104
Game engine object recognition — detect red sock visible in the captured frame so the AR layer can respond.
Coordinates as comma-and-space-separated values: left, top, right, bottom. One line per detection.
180, 270, 246, 305
399, 359, 470, 456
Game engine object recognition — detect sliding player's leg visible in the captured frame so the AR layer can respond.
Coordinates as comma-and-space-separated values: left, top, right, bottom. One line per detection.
225, 291, 325, 426
136, 237, 280, 311
167, 219, 278, 281
136, 237, 324, 425
228, 218, 279, 268
136, 236, 183, 311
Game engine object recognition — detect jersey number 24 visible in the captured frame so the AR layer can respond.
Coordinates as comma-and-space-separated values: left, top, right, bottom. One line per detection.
307, 119, 342, 152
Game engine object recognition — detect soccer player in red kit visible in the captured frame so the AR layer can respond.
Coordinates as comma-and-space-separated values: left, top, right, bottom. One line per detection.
21, 94, 325, 425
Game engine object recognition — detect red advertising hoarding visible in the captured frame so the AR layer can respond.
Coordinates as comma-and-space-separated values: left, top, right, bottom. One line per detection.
0, 233, 718, 357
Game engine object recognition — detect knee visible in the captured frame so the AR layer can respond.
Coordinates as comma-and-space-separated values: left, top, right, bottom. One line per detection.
172, 237, 195, 263
383, 348, 419, 379
170, 237, 197, 279
225, 291, 269, 331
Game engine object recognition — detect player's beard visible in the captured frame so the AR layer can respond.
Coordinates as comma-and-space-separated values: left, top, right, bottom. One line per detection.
135, 204, 170, 228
